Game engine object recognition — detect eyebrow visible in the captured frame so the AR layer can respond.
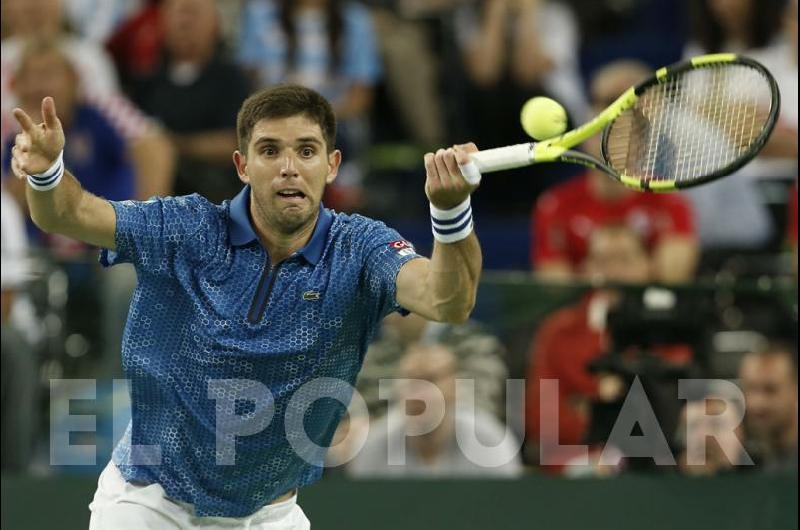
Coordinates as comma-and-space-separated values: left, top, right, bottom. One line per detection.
253, 136, 323, 147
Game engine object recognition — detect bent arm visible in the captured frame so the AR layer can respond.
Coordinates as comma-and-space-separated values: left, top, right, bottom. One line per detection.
12, 97, 117, 250
26, 169, 117, 250
396, 232, 482, 324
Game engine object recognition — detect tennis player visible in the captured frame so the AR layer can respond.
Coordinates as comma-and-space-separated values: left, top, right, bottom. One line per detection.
10, 86, 482, 529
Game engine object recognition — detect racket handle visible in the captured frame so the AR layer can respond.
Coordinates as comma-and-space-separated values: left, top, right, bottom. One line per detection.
458, 160, 482, 185
469, 143, 535, 173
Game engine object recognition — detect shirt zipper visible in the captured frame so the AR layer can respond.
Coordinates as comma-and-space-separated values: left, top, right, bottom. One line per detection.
247, 261, 283, 323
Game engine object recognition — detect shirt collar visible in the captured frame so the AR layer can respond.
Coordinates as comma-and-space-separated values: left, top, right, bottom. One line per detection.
228, 185, 333, 265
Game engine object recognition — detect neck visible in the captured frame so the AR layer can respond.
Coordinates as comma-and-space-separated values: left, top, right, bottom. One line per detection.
250, 202, 318, 264
170, 43, 215, 66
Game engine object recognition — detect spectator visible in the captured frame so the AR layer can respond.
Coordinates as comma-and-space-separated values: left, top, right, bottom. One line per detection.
106, 0, 166, 88
685, 0, 786, 57
531, 60, 698, 284
5, 38, 174, 244
683, 0, 796, 249
567, 0, 685, 84
1, 0, 121, 142
525, 225, 693, 472
453, 0, 586, 216
739, 343, 798, 471
4, 39, 172, 375
237, 0, 382, 211
366, 1, 446, 147
675, 382, 751, 476
1, 186, 36, 472
131, 0, 251, 203
356, 312, 508, 419
348, 342, 523, 478
455, 0, 587, 126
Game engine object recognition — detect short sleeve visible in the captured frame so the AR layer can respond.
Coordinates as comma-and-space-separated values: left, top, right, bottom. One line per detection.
341, 4, 381, 84
654, 194, 696, 238
358, 219, 422, 319
100, 194, 221, 278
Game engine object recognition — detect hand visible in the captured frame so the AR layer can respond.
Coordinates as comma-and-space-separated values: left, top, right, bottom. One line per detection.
10, 97, 65, 179
424, 143, 480, 210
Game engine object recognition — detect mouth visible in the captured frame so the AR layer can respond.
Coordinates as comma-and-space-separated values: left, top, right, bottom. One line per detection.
276, 189, 307, 202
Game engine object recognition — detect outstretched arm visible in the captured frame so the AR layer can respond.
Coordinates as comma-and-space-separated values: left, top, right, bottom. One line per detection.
396, 144, 483, 323
11, 97, 117, 250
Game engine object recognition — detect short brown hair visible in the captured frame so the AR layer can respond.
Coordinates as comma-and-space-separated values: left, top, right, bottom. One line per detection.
236, 85, 337, 153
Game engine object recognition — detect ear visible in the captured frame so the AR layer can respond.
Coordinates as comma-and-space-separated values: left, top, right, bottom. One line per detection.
233, 150, 249, 184
325, 149, 342, 185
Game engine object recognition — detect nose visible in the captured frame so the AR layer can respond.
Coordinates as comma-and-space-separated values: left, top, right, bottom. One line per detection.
280, 153, 299, 178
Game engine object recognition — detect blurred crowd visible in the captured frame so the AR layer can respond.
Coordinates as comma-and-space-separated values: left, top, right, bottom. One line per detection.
1, 0, 797, 480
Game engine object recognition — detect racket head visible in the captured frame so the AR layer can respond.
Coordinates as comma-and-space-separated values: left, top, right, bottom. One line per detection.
600, 54, 781, 191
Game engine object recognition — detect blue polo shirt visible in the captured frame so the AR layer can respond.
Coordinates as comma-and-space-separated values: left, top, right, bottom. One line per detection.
101, 186, 421, 517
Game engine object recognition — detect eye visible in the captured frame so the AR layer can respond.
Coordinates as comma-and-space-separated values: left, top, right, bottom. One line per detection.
300, 146, 315, 158
262, 146, 277, 156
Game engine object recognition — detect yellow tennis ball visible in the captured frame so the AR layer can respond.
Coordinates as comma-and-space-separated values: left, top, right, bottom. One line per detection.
520, 97, 568, 140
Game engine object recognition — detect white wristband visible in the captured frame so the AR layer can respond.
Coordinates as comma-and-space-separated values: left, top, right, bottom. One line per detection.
27, 150, 64, 191
430, 197, 474, 243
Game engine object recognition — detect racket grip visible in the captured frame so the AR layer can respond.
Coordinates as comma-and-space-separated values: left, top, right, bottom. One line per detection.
458, 160, 482, 185
469, 143, 535, 173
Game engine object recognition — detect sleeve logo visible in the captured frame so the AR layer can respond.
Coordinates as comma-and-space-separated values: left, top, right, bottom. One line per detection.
389, 240, 417, 257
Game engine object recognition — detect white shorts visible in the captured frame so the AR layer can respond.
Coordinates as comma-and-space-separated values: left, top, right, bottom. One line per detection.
88, 461, 311, 530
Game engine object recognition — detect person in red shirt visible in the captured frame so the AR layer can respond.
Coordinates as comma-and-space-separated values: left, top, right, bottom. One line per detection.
525, 224, 692, 472
531, 60, 699, 284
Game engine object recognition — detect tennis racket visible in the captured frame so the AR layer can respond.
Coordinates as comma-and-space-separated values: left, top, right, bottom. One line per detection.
459, 53, 781, 192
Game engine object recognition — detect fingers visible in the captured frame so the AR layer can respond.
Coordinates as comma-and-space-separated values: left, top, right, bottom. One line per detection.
453, 142, 478, 165
426, 148, 462, 188
433, 149, 453, 184
42, 97, 60, 130
12, 107, 36, 134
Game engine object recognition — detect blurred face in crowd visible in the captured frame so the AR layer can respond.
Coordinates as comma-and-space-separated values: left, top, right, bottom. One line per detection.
586, 62, 652, 202
163, 0, 219, 61
679, 398, 746, 475
397, 344, 457, 433
14, 48, 79, 122
584, 227, 651, 284
1, 0, 63, 38
234, 115, 341, 235
739, 351, 798, 441
707, 0, 752, 38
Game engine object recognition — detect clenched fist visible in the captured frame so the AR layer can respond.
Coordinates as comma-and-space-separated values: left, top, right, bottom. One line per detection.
424, 142, 480, 210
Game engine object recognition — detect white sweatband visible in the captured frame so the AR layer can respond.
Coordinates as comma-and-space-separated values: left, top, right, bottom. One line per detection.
430, 197, 474, 243
27, 150, 64, 191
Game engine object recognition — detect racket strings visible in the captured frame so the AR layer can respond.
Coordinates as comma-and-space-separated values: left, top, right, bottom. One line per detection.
605, 64, 774, 182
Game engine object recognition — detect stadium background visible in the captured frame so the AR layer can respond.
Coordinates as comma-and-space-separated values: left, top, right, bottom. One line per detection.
1, 0, 797, 529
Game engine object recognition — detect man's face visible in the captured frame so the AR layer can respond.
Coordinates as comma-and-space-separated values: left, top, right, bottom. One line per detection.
14, 52, 78, 119
234, 115, 340, 235
740, 354, 798, 439
687, 399, 745, 466
585, 229, 651, 284
397, 346, 457, 432
163, 0, 218, 59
